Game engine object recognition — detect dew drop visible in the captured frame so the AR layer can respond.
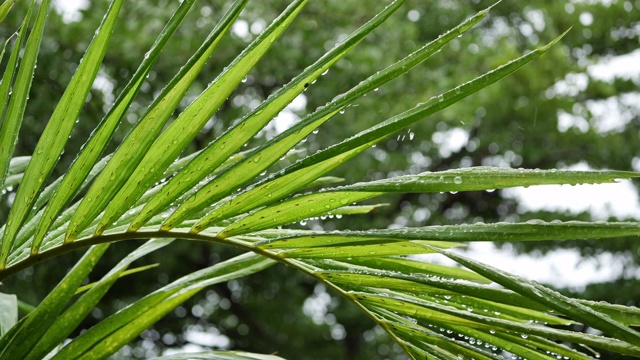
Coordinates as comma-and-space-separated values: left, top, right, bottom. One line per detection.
453, 176, 462, 184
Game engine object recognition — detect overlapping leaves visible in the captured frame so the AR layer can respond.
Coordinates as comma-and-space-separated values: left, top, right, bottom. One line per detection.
1, 1, 639, 359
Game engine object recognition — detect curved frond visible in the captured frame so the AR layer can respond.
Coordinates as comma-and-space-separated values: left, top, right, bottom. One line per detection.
0, 1, 637, 359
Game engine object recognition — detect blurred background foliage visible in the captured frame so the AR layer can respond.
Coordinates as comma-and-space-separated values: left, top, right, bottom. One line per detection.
1, 0, 639, 358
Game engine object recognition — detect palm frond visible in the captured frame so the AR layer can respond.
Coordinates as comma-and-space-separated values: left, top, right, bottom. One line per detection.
0, 1, 637, 359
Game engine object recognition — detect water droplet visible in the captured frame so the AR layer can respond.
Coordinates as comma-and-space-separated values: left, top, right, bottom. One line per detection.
453, 176, 462, 184
526, 219, 545, 225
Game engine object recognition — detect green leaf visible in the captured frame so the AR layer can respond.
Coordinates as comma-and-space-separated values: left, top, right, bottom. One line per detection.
397, 325, 502, 360
52, 252, 274, 360
64, 0, 250, 242
191, 143, 375, 232
2, 157, 30, 190
74, 263, 160, 295
16, 299, 35, 315
161, 2, 494, 231
273, 32, 570, 191
312, 256, 566, 314
30, 0, 197, 254
306, 176, 344, 188
0, 0, 16, 24
93, 0, 308, 236
257, 234, 462, 250
0, 293, 17, 337
0, 244, 108, 360
360, 290, 638, 357
581, 300, 640, 326
362, 293, 557, 359
430, 246, 640, 350
340, 167, 638, 192
6, 156, 29, 176
317, 258, 488, 283
24, 240, 172, 360
309, 260, 570, 326
0, 32, 14, 68
2, 1, 634, 358
264, 221, 640, 243
151, 351, 287, 360
218, 191, 378, 237
130, 0, 406, 231
276, 241, 460, 259
1, 0, 123, 267
6, 154, 112, 264
0, 0, 39, 205
377, 310, 504, 360
331, 204, 387, 215
217, 166, 632, 238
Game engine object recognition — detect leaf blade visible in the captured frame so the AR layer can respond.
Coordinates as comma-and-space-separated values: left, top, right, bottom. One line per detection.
130, 0, 406, 231
30, 0, 197, 254
64, 0, 250, 241
52, 252, 274, 360
1, 0, 123, 267
92, 0, 309, 237
0, 245, 108, 360
430, 246, 640, 347
0, 0, 35, 190
24, 240, 172, 360
161, 1, 494, 231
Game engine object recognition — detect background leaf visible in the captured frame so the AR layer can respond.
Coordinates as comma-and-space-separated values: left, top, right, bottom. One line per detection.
0, 293, 16, 337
